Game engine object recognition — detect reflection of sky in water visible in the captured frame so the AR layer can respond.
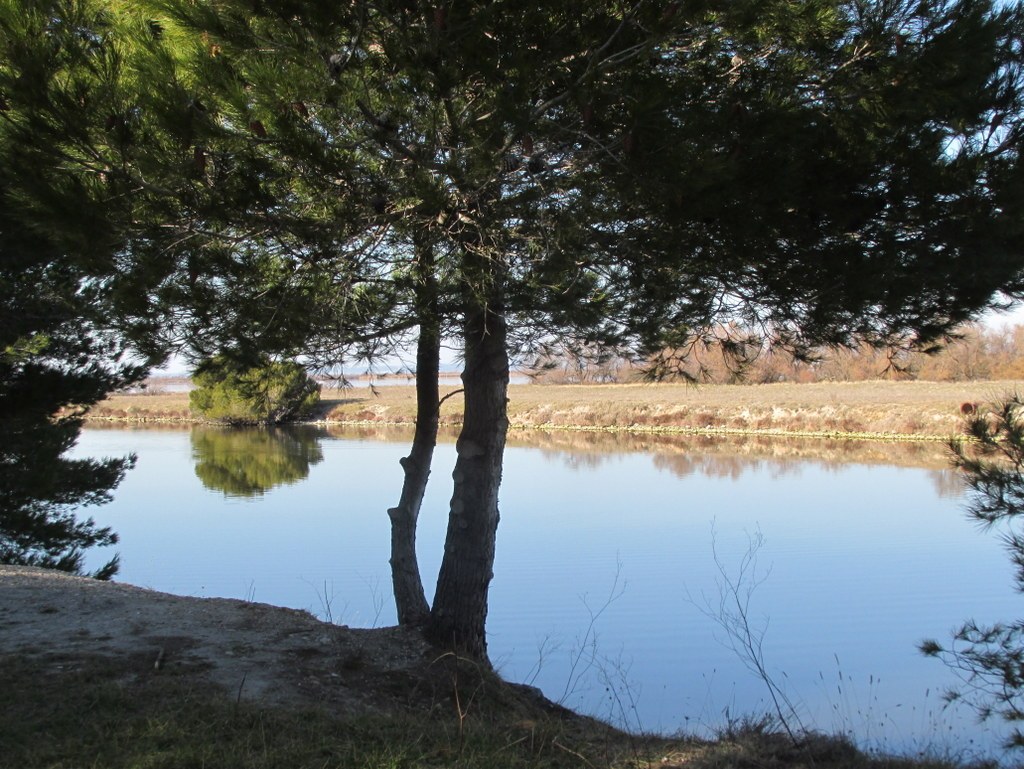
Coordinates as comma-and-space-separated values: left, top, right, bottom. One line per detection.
74, 427, 1016, 760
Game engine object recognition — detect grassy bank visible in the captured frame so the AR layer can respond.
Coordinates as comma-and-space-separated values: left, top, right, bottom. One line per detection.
90, 380, 1024, 440
0, 652, 978, 769
4, 565, 983, 769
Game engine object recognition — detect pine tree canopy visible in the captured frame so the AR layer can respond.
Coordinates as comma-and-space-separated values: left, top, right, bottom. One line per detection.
0, 0, 169, 577
4, 0, 1024, 653
43, 0, 1022, 364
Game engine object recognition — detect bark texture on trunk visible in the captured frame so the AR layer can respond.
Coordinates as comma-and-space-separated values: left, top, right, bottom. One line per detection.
425, 301, 509, 661
387, 324, 438, 625
388, 247, 439, 626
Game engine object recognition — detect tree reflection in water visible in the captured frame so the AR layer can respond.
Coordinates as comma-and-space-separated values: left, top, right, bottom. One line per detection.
188, 423, 962, 499
190, 426, 325, 497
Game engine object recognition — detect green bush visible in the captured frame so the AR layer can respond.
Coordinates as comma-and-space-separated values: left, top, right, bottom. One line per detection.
189, 356, 320, 425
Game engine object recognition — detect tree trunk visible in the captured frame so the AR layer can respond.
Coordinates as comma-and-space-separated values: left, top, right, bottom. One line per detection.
425, 300, 509, 661
387, 325, 438, 625
388, 242, 439, 626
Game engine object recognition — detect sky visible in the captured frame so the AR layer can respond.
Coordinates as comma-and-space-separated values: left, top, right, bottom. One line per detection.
982, 298, 1024, 328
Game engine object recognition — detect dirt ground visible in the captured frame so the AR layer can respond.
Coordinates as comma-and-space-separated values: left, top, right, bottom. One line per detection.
0, 565, 554, 720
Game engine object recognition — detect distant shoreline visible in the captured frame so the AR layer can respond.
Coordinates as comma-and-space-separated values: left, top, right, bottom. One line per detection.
88, 379, 1020, 441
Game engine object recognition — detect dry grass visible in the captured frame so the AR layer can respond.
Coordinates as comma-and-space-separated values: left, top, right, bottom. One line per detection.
92, 380, 1024, 440
492, 380, 1019, 438
88, 391, 194, 422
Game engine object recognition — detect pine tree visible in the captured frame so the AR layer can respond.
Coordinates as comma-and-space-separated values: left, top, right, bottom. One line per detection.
0, 178, 136, 578
0, 0, 169, 577
189, 355, 320, 425
10, 0, 1024, 653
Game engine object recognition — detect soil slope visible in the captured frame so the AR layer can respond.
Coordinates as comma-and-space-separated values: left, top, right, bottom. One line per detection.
0, 565, 553, 719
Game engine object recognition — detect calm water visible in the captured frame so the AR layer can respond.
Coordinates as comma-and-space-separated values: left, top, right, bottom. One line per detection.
72, 425, 1020, 759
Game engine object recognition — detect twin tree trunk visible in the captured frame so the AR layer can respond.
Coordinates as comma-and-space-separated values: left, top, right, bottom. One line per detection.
387, 245, 510, 661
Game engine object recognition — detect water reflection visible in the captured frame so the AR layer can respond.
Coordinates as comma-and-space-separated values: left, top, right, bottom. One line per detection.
928, 466, 967, 499
190, 426, 325, 497
124, 419, 965, 518
85, 415, 955, 471
508, 429, 954, 470
507, 429, 962, 495
120, 420, 963, 501
313, 423, 955, 469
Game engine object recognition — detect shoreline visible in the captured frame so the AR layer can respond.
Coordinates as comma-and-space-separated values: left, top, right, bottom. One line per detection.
83, 413, 947, 443
86, 379, 1023, 442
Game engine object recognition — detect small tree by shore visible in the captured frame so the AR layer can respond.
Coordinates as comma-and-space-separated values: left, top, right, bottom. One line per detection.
189, 356, 321, 425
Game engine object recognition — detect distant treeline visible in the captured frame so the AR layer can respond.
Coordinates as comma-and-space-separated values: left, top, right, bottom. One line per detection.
527, 323, 1024, 385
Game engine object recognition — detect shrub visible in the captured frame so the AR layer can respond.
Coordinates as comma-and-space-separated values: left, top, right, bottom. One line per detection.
922, 396, 1024, 749
189, 356, 320, 425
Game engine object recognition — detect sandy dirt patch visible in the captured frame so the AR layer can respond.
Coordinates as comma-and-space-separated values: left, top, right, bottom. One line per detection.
0, 565, 533, 718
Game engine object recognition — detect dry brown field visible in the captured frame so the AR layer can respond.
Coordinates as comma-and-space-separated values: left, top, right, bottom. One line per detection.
88, 378, 1024, 441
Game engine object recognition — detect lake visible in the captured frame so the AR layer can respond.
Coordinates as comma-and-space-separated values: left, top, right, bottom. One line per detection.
72, 424, 1021, 760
